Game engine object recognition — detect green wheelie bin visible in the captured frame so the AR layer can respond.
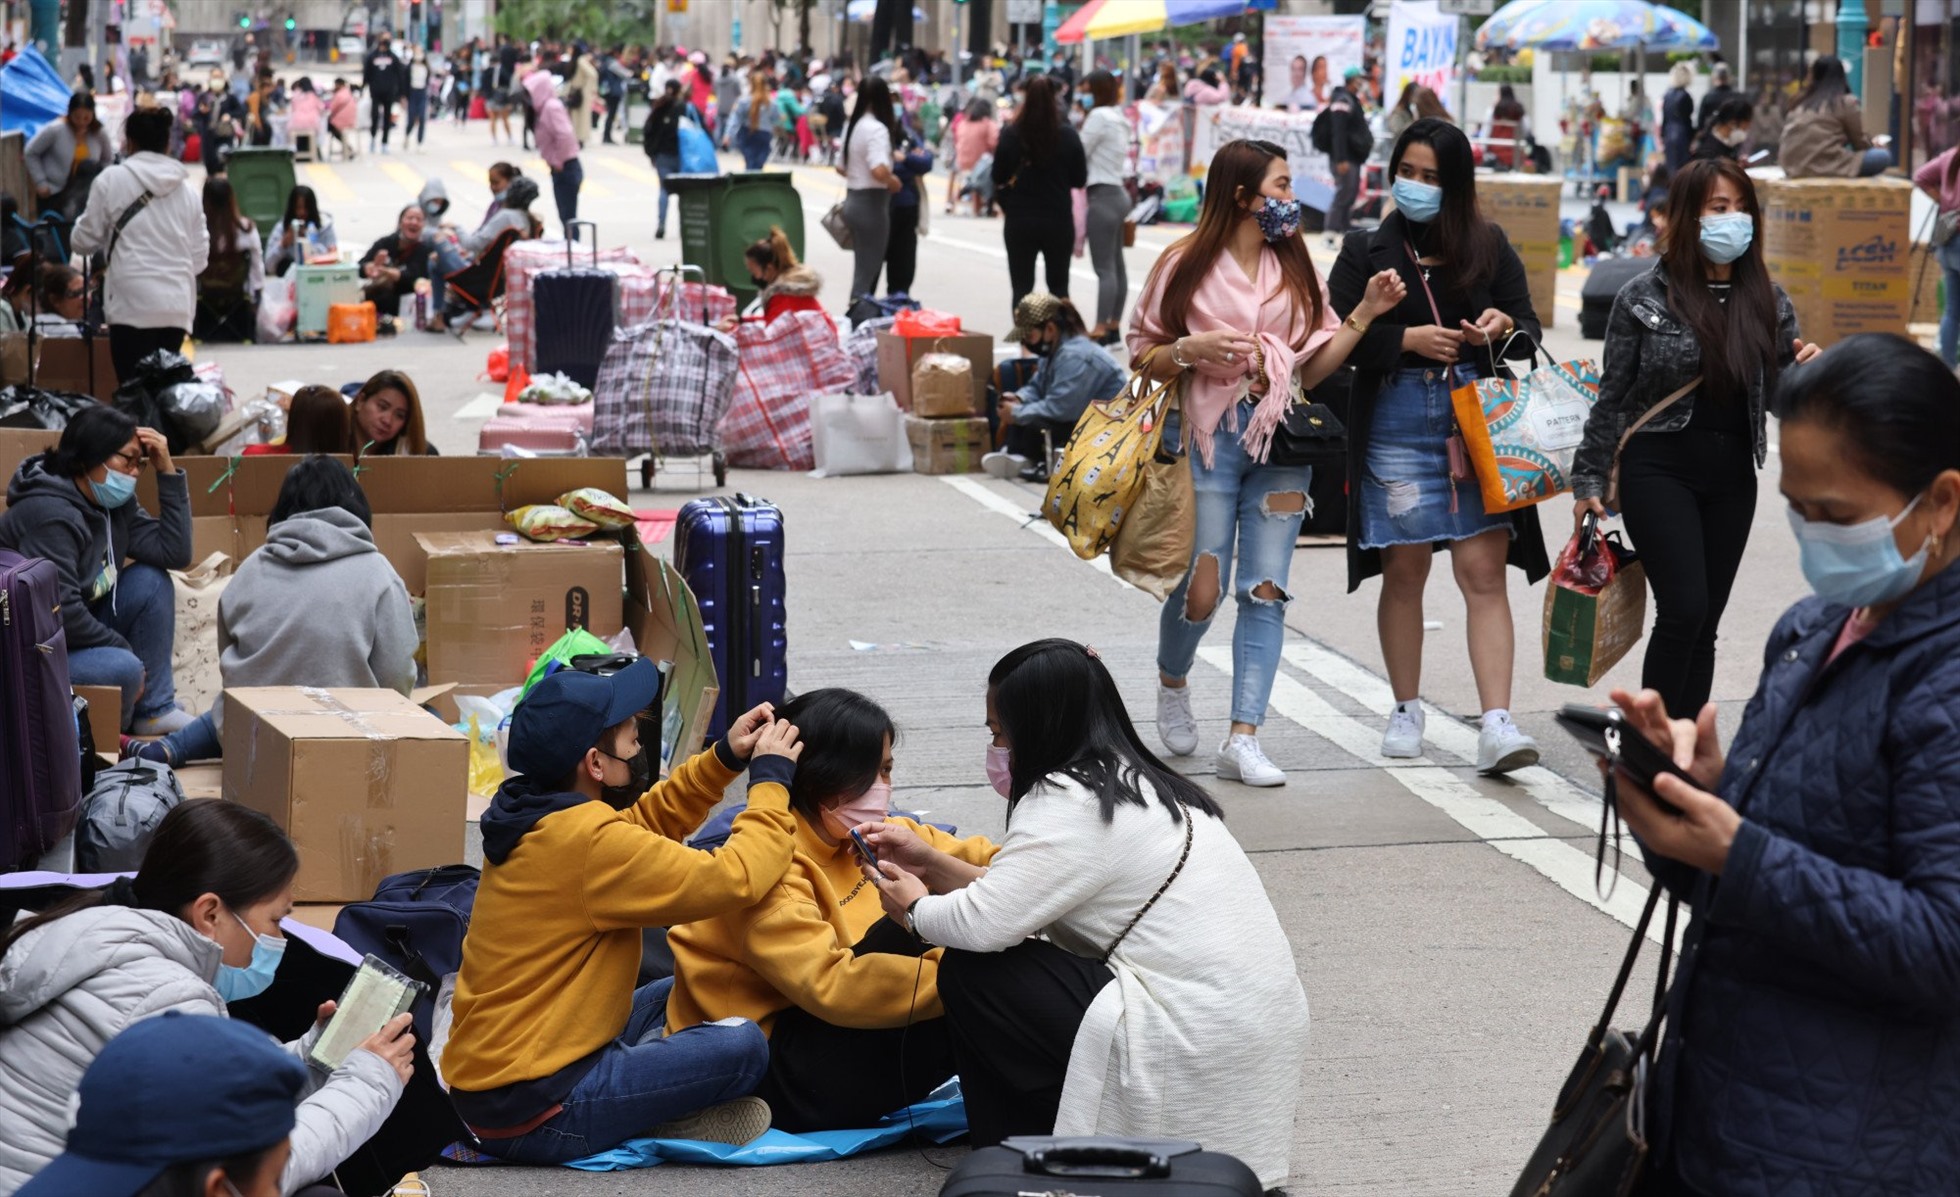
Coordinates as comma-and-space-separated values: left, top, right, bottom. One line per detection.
223, 147, 297, 244
668, 172, 804, 310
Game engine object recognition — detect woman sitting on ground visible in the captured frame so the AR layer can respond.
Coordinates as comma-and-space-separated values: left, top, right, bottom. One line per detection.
666, 688, 998, 1132
131, 455, 415, 765
350, 369, 436, 457
866, 639, 1309, 1192
982, 293, 1125, 483
266, 184, 335, 277
0, 799, 414, 1195
27, 263, 87, 337
721, 226, 826, 331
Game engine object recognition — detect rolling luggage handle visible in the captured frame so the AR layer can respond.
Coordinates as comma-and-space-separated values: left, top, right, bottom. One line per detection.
1008, 1137, 1200, 1179
564, 219, 599, 263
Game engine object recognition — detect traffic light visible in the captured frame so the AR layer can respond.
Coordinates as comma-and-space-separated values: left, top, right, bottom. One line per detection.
285, 17, 296, 30
238, 15, 251, 28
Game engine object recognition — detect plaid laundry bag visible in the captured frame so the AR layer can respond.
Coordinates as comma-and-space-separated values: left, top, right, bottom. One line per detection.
591, 318, 739, 458
1449, 339, 1601, 514
652, 277, 737, 329
846, 315, 899, 397
721, 310, 858, 470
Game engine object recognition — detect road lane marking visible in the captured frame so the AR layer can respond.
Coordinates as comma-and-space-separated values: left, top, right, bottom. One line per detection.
378, 160, 426, 198
301, 163, 358, 205
523, 157, 616, 199
593, 157, 662, 186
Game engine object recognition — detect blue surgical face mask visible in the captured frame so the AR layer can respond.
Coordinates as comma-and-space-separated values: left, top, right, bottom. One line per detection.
213, 908, 286, 1003
1256, 196, 1302, 242
1699, 211, 1754, 265
1788, 494, 1932, 608
1391, 177, 1443, 224
89, 469, 136, 509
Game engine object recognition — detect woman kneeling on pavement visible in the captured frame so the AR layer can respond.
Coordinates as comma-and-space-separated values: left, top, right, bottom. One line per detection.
0, 800, 413, 1196
865, 639, 1308, 1192
982, 293, 1125, 483
0, 406, 193, 736
1610, 335, 1960, 1196
667, 689, 998, 1131
1135, 137, 1406, 785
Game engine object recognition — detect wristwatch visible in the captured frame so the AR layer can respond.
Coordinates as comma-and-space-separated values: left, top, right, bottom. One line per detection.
1345, 314, 1371, 334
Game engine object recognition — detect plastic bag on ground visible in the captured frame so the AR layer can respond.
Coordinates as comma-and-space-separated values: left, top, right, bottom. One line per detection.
809, 393, 912, 477
892, 307, 961, 338
520, 627, 618, 701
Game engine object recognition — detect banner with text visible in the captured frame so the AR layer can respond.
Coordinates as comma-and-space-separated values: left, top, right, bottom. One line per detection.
1385, 0, 1458, 106
1266, 15, 1367, 111
1134, 100, 1189, 186
1212, 106, 1334, 211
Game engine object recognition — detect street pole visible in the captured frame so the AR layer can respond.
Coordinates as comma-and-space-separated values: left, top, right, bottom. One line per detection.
1837, 0, 1868, 96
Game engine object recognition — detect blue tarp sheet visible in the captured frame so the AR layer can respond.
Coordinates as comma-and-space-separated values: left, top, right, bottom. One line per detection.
0, 47, 69, 136
567, 1082, 967, 1170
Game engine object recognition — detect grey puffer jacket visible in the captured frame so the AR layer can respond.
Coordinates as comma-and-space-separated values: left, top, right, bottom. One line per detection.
1570, 263, 1800, 501
0, 904, 403, 1197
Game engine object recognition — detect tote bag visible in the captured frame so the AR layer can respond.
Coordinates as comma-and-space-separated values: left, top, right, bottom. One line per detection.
1043, 350, 1176, 560
1449, 334, 1601, 514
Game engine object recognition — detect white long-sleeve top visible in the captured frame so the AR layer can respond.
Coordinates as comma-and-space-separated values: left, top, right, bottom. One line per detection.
1080, 105, 1130, 189
911, 775, 1309, 1190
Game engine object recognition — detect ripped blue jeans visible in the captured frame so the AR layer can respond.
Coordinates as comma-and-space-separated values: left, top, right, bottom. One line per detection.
1156, 401, 1312, 727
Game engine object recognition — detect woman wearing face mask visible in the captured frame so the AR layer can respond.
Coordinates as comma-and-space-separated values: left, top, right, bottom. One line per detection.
1134, 137, 1403, 786
0, 800, 415, 1196
1606, 334, 1960, 1197
0, 406, 193, 735
1573, 158, 1817, 720
983, 292, 1124, 482
1328, 118, 1544, 772
1690, 98, 1754, 162
723, 227, 828, 332
665, 688, 997, 1132
863, 640, 1308, 1192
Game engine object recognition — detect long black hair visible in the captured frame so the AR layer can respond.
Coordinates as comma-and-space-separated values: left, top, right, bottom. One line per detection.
0, 800, 298, 959
847, 75, 898, 154
1794, 55, 1851, 112
774, 689, 896, 823
280, 184, 322, 228
270, 453, 370, 527
1012, 73, 1062, 164
45, 404, 138, 478
1774, 333, 1960, 496
988, 639, 1219, 823
1659, 158, 1780, 399
1389, 117, 1503, 293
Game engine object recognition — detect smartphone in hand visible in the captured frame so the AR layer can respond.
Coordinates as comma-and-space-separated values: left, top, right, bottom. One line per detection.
848, 828, 877, 868
1554, 705, 1688, 816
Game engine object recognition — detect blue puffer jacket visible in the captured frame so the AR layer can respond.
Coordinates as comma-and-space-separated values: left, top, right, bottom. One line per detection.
1650, 560, 1960, 1194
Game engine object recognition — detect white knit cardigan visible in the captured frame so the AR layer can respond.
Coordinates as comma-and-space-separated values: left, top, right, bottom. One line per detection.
912, 775, 1309, 1189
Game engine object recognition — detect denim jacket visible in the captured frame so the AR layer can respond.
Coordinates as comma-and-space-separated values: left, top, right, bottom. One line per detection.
1569, 263, 1799, 501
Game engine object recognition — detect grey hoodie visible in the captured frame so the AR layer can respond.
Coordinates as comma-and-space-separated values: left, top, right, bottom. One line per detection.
218, 506, 417, 709
0, 453, 193, 652
418, 177, 450, 221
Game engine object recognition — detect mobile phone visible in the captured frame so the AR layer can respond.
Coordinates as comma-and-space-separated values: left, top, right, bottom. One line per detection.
849, 828, 877, 867
1553, 705, 1688, 816
307, 955, 425, 1073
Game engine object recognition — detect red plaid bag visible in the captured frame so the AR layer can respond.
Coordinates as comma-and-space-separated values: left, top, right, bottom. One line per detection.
503, 240, 644, 371
719, 310, 857, 470
651, 279, 736, 328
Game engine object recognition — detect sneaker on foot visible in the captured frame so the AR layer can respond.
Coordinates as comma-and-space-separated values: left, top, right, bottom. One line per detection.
1217, 733, 1285, 787
981, 450, 1029, 480
1381, 703, 1425, 759
1157, 683, 1199, 757
649, 1096, 772, 1146
1477, 718, 1540, 776
130, 707, 194, 736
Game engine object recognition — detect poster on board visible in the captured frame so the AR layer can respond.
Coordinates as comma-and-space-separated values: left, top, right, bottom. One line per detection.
1212, 107, 1333, 211
1384, 0, 1458, 107
1265, 15, 1366, 112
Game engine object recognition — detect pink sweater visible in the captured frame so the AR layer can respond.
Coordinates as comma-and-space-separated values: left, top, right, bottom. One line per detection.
1916, 148, 1960, 213
525, 71, 579, 169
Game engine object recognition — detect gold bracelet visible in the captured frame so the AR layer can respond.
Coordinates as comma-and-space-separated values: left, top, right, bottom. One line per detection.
1345, 314, 1370, 334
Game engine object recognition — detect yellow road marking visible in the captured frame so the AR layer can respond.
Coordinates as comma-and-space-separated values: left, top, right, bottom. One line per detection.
378, 160, 426, 198
301, 162, 357, 205
592, 155, 661, 186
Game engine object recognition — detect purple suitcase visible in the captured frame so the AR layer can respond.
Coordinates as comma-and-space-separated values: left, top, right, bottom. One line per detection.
0, 549, 82, 870
674, 495, 787, 740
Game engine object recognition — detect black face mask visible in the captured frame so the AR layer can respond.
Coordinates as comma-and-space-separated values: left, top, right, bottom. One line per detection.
749, 272, 769, 288
1025, 333, 1056, 357
596, 744, 653, 809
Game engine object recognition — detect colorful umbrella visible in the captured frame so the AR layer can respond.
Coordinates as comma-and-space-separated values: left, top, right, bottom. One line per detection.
1055, 0, 1273, 46
1650, 4, 1719, 50
1476, 0, 1720, 51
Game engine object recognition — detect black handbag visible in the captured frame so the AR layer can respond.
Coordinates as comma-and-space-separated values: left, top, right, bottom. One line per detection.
1267, 399, 1347, 468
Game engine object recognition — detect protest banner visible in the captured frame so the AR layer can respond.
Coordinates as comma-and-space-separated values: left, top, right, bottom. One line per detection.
1384, 0, 1458, 104
1212, 106, 1333, 211
1135, 100, 1189, 185
1266, 15, 1366, 111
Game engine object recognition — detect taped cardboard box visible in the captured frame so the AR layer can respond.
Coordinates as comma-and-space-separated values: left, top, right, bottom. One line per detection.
221, 687, 467, 902
0, 332, 119, 399
623, 531, 720, 773
0, 429, 59, 509
1760, 176, 1912, 346
877, 332, 993, 411
1478, 173, 1562, 330
905, 414, 990, 475
419, 531, 625, 685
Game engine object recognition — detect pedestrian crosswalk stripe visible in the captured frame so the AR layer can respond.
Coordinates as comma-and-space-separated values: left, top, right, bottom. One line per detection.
522, 157, 616, 199
593, 156, 660, 186
378, 160, 426, 199
301, 162, 358, 205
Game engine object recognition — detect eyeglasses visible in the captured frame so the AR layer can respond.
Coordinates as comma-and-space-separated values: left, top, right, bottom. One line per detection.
62, 286, 84, 299
105, 450, 146, 474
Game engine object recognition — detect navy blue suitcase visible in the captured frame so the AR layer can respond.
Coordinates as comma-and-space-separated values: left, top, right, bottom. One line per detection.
939, 1138, 1264, 1197
674, 495, 787, 740
532, 220, 617, 389
0, 549, 82, 870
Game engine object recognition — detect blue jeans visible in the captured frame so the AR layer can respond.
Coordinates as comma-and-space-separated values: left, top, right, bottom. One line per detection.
1939, 242, 1960, 367
66, 562, 177, 732
405, 89, 428, 144
485, 978, 769, 1165
1156, 402, 1313, 726
740, 127, 773, 170
429, 233, 469, 311
551, 158, 583, 236
1858, 146, 1894, 177
651, 152, 680, 234
147, 709, 222, 764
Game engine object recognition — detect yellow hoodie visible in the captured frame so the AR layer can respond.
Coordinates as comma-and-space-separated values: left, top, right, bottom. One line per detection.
665, 814, 997, 1036
442, 746, 796, 1108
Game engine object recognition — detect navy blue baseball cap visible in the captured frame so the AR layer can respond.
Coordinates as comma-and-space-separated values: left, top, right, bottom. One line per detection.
19, 1013, 307, 1197
508, 656, 662, 781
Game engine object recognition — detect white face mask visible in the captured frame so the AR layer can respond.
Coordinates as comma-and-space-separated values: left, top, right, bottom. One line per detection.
1717, 126, 1748, 147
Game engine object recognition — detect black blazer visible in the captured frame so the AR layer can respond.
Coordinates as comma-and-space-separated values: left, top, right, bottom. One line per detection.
1326, 209, 1549, 594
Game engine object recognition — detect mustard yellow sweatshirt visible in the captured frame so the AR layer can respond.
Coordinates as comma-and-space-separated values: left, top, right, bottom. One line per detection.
442, 746, 797, 1113
665, 814, 997, 1036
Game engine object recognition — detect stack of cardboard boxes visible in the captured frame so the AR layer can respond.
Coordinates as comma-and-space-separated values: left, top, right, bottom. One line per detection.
1478, 174, 1563, 331
876, 329, 995, 474
1757, 175, 1912, 346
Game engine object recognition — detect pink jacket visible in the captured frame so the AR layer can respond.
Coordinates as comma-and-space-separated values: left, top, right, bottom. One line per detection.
1917, 148, 1960, 213
289, 90, 322, 133
525, 71, 579, 170
327, 89, 357, 131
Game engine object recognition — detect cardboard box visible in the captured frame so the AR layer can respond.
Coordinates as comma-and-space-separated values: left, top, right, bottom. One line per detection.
877, 332, 994, 411
0, 429, 60, 510
0, 332, 119, 399
418, 531, 625, 685
622, 531, 720, 773
221, 687, 467, 902
74, 686, 120, 764
1759, 176, 1912, 346
905, 414, 990, 474
910, 353, 980, 418
1477, 173, 1563, 330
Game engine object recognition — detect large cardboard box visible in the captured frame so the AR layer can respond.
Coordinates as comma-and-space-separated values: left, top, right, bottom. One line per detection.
905, 414, 989, 474
1759, 176, 1912, 346
418, 531, 625, 685
221, 687, 467, 902
1477, 173, 1563, 331
876, 332, 994, 411
0, 332, 119, 399
0, 429, 60, 510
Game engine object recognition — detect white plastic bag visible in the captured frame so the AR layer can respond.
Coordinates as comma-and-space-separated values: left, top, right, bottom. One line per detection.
809, 393, 912, 478
257, 275, 296, 343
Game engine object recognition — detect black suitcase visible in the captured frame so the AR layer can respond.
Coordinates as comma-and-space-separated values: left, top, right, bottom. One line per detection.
1579, 257, 1650, 340
532, 219, 617, 388
674, 495, 788, 740
940, 1137, 1264, 1197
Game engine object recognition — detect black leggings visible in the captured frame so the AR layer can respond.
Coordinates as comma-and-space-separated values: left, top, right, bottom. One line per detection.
1616, 430, 1757, 719
1004, 217, 1072, 313
886, 204, 920, 296
371, 94, 397, 144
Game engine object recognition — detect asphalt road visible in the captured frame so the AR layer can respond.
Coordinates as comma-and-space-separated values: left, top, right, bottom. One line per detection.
189, 112, 1811, 1196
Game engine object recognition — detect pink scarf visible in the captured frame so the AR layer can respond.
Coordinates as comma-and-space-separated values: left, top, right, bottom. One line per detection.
1131, 244, 1340, 467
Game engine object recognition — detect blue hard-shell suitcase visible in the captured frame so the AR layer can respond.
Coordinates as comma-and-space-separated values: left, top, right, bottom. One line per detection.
532, 220, 618, 389
0, 549, 82, 870
675, 494, 787, 740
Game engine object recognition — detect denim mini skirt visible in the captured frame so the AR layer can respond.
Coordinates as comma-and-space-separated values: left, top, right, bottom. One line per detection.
1358, 365, 1514, 549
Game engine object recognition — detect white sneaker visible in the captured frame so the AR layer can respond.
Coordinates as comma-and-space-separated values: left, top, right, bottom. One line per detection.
1156, 683, 1199, 757
981, 450, 1029, 479
1477, 718, 1540, 776
1217, 734, 1285, 787
1381, 703, 1425, 759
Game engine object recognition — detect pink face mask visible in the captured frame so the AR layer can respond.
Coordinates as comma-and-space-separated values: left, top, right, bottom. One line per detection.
985, 745, 1013, 798
820, 780, 890, 840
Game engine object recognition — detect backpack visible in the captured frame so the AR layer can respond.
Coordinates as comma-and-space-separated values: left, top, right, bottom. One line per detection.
333, 865, 478, 1043
76, 759, 185, 872
1311, 105, 1336, 155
